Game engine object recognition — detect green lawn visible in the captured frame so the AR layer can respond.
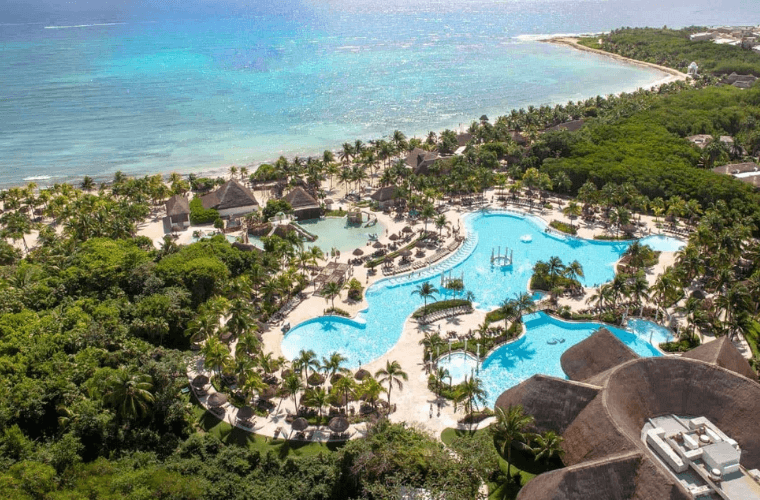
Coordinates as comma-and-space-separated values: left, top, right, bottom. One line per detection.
189, 394, 344, 459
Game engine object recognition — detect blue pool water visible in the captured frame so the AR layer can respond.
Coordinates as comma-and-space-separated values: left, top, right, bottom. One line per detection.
638, 234, 686, 252
439, 312, 674, 407
299, 217, 384, 253
283, 211, 637, 367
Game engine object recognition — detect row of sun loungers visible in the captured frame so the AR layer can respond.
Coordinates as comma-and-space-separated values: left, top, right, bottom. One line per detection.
418, 305, 473, 325
663, 226, 690, 237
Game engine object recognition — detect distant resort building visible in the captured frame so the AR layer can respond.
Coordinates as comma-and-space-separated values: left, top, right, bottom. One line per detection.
200, 179, 259, 219
405, 148, 439, 175
685, 135, 737, 149
543, 119, 585, 133
713, 162, 760, 188
721, 73, 759, 89
496, 330, 760, 500
283, 186, 321, 221
163, 194, 190, 232
370, 185, 400, 210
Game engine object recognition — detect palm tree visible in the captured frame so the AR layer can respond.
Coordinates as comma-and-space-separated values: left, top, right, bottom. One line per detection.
563, 201, 581, 229
532, 430, 564, 470
677, 296, 706, 343
434, 367, 451, 396
500, 298, 516, 331
226, 299, 255, 338
105, 368, 154, 421
322, 352, 348, 379
435, 214, 447, 238
358, 376, 385, 408
80, 176, 95, 191
331, 375, 356, 413
322, 281, 343, 309
546, 256, 565, 288
412, 281, 438, 310
455, 376, 487, 421
295, 349, 319, 383
281, 373, 303, 409
202, 337, 231, 381
375, 360, 408, 409
303, 387, 330, 417
511, 292, 536, 325
491, 405, 535, 482
240, 370, 267, 403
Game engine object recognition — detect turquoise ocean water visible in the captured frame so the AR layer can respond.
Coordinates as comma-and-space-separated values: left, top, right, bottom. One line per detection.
1, 0, 758, 186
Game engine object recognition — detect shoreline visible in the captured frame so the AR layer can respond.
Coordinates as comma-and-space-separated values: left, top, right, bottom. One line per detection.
9, 40, 683, 191
543, 37, 688, 80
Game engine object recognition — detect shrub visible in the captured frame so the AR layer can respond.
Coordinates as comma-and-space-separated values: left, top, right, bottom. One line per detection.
347, 278, 363, 301
213, 218, 224, 230
189, 198, 220, 224
660, 336, 701, 352
324, 307, 350, 317
262, 199, 293, 220
412, 299, 471, 319
549, 220, 577, 235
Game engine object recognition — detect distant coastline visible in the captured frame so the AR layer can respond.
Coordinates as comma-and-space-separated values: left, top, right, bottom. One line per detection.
544, 36, 688, 80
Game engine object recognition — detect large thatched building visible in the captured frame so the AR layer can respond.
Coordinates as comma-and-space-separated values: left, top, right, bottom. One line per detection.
405, 148, 439, 175
370, 185, 399, 209
283, 187, 321, 220
496, 330, 759, 500
200, 179, 259, 219
163, 194, 190, 231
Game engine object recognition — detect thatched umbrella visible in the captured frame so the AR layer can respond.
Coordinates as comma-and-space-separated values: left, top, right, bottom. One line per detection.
307, 373, 326, 386
207, 392, 227, 407
237, 406, 255, 421
192, 374, 209, 388
691, 289, 707, 300
400, 249, 412, 257
330, 373, 345, 384
260, 386, 277, 400
292, 417, 309, 431
389, 234, 399, 241
416, 240, 427, 248
281, 369, 293, 379
328, 416, 350, 433
355, 368, 371, 381
402, 226, 413, 233
353, 248, 364, 256
372, 241, 384, 248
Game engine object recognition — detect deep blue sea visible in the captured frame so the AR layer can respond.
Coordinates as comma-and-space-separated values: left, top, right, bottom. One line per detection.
1, 0, 758, 187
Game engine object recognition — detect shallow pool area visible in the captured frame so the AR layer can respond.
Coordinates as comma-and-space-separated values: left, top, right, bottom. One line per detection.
437, 312, 670, 407
299, 216, 384, 253
638, 234, 686, 252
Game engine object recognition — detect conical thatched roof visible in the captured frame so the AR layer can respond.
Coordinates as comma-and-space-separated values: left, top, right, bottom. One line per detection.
682, 336, 757, 381
201, 179, 259, 211
494, 375, 600, 434
516, 451, 689, 500
560, 328, 639, 382
283, 187, 319, 210
371, 185, 398, 202
165, 194, 190, 216
498, 354, 760, 500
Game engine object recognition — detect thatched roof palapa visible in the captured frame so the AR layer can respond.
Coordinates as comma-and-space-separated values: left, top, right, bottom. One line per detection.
328, 417, 350, 433
200, 179, 259, 211
207, 392, 227, 407
560, 328, 639, 382
291, 417, 309, 431
371, 185, 399, 203
165, 194, 190, 216
498, 331, 760, 500
283, 186, 320, 210
682, 336, 758, 381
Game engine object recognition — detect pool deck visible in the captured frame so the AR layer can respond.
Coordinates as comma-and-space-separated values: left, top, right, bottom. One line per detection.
187, 182, 752, 441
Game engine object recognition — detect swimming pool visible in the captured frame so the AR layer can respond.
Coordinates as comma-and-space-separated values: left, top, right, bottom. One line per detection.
438, 312, 673, 407
637, 234, 686, 252
282, 211, 646, 368
299, 216, 384, 253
